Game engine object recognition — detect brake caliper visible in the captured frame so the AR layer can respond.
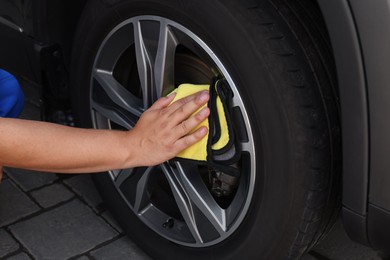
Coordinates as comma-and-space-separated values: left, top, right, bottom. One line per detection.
209, 168, 239, 198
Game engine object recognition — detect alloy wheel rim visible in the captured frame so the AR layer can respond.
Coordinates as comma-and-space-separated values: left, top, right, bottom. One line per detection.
89, 15, 256, 247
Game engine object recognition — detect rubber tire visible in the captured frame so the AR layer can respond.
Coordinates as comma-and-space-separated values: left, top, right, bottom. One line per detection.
70, 0, 341, 259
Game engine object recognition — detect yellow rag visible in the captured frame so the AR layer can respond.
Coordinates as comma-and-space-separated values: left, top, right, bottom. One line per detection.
169, 82, 230, 161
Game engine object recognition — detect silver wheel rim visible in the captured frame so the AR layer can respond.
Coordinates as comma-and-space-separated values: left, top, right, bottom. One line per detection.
89, 16, 256, 247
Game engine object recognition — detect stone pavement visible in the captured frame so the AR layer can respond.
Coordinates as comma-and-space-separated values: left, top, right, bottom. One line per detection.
0, 171, 152, 260
0, 80, 385, 259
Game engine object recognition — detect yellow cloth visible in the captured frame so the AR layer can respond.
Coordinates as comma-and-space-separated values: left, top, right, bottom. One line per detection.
169, 82, 230, 161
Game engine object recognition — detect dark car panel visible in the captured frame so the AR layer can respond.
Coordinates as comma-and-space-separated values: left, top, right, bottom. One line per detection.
0, 1, 37, 81
0, 0, 34, 35
320, 0, 390, 252
0, 0, 86, 86
317, 0, 370, 247
349, 0, 390, 252
318, 0, 369, 215
350, 0, 390, 211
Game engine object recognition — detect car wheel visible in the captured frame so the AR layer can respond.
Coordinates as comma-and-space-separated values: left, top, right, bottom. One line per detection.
70, 0, 341, 259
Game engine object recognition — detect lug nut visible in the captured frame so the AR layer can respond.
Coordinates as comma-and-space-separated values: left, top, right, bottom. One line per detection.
162, 218, 174, 229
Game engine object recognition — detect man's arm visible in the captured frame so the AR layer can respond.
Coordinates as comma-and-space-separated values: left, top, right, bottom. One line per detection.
0, 91, 209, 176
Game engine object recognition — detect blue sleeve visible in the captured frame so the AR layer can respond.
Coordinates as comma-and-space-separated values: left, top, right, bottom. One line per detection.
0, 69, 25, 118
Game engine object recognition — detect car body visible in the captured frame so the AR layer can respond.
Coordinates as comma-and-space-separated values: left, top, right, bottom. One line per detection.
1, 0, 390, 257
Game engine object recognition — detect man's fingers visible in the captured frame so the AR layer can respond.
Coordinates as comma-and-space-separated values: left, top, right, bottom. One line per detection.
172, 105, 210, 153
149, 92, 177, 110
168, 91, 209, 125
167, 91, 209, 114
174, 126, 208, 152
175, 107, 210, 136
150, 90, 202, 112
166, 91, 199, 111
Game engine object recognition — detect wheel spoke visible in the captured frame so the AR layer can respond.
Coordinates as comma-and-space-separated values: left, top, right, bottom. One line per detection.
154, 20, 177, 96
174, 162, 227, 234
241, 141, 252, 153
93, 69, 143, 117
112, 168, 135, 188
91, 100, 134, 129
94, 23, 134, 72
133, 19, 177, 108
133, 167, 154, 214
162, 163, 203, 243
162, 162, 227, 243
134, 20, 152, 108
111, 167, 154, 216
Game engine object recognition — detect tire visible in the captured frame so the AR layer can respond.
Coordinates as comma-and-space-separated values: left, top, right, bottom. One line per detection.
70, 0, 341, 259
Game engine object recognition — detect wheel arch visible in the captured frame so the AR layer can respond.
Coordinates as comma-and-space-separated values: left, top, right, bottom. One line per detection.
315, 0, 370, 247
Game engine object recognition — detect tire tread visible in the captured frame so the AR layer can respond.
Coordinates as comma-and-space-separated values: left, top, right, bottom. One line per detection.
238, 0, 341, 258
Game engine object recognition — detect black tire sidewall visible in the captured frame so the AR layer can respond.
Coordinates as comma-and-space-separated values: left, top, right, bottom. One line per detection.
71, 1, 313, 259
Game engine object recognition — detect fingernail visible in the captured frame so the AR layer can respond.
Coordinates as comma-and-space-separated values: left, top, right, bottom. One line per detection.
199, 127, 208, 135
199, 91, 209, 102
166, 92, 176, 99
198, 107, 209, 116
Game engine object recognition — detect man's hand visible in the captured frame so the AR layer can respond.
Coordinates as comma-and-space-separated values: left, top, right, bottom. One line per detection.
127, 90, 210, 167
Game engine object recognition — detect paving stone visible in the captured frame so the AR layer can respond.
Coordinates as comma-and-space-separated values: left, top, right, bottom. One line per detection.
10, 200, 118, 259
75, 256, 91, 260
5, 168, 58, 191
0, 229, 19, 258
311, 220, 383, 260
91, 237, 152, 260
101, 210, 123, 233
5, 252, 32, 260
64, 175, 103, 212
0, 180, 40, 227
31, 183, 74, 208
